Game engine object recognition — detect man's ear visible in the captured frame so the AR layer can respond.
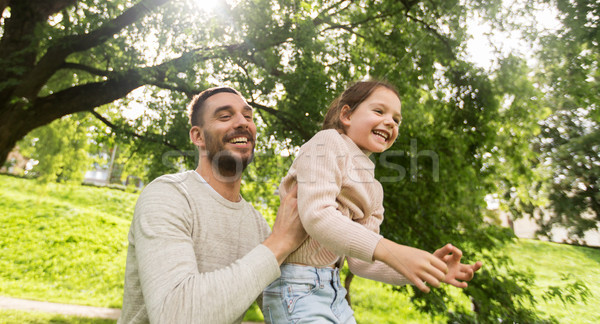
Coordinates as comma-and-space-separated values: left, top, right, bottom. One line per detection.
189, 126, 205, 148
340, 105, 352, 127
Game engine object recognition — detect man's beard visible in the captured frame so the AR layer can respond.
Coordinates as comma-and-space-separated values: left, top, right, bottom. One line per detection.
204, 129, 254, 180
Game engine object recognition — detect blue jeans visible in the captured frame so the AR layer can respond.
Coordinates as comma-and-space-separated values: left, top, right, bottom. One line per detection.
262, 263, 357, 324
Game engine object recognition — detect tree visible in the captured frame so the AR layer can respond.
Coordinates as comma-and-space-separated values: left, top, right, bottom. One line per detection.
486, 0, 599, 242
532, 0, 600, 241
537, 109, 599, 240
0, 0, 395, 165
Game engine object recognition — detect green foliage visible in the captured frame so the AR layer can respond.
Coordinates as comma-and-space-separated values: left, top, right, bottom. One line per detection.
487, 55, 551, 221
241, 141, 294, 225
521, 0, 600, 240
18, 113, 94, 183
93, 90, 198, 184
542, 273, 591, 306
536, 108, 600, 239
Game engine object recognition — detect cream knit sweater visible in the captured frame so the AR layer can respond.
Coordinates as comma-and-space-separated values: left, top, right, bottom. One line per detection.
119, 171, 280, 324
280, 129, 411, 286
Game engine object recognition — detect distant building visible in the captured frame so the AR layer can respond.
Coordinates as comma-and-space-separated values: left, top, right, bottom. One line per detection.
487, 201, 600, 247
83, 168, 111, 186
0, 146, 30, 175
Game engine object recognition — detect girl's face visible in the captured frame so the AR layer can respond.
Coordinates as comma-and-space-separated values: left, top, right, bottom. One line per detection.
340, 87, 402, 154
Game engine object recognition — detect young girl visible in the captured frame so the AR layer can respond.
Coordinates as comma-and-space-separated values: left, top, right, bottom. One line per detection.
262, 80, 482, 323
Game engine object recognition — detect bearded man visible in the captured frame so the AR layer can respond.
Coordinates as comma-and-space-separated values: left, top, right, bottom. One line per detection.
118, 87, 307, 324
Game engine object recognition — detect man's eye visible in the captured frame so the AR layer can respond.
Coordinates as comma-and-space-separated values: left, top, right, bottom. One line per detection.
374, 109, 383, 114
244, 115, 253, 120
218, 115, 231, 120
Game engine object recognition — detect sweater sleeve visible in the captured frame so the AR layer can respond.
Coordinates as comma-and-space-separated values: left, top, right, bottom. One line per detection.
295, 130, 383, 263
131, 181, 280, 324
347, 258, 411, 286
345, 201, 410, 285
348, 258, 411, 286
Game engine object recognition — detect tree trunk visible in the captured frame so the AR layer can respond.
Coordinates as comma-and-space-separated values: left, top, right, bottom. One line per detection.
0, 104, 46, 166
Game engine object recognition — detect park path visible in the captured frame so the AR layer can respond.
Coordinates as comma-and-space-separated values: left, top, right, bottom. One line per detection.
0, 296, 263, 323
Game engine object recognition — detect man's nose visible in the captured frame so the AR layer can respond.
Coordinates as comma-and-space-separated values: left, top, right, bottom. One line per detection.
232, 112, 249, 128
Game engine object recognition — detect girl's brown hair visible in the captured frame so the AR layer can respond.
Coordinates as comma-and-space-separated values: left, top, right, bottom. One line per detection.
322, 80, 400, 131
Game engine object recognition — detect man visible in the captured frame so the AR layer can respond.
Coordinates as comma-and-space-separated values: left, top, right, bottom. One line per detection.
118, 87, 307, 323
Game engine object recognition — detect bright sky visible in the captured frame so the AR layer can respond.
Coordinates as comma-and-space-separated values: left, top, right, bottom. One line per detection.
466, 2, 561, 70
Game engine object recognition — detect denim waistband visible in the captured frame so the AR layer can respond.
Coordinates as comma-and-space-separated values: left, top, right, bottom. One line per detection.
280, 263, 340, 282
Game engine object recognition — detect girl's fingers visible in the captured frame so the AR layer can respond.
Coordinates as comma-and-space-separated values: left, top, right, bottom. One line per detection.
420, 272, 442, 289
446, 278, 468, 288
430, 255, 448, 274
405, 272, 430, 293
415, 280, 431, 293
433, 243, 453, 258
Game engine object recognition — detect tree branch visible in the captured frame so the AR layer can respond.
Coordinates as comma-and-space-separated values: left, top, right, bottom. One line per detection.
28, 42, 247, 131
90, 110, 186, 155
404, 12, 456, 59
31, 0, 78, 16
318, 8, 403, 36
147, 81, 196, 99
247, 101, 312, 141
32, 72, 144, 127
321, 24, 367, 40
399, 0, 419, 11
13, 0, 171, 99
61, 62, 111, 77
312, 0, 353, 26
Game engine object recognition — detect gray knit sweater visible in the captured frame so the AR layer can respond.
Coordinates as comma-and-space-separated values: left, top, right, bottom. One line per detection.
118, 171, 279, 324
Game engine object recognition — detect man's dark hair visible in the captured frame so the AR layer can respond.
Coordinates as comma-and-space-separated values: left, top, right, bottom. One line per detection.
188, 87, 242, 127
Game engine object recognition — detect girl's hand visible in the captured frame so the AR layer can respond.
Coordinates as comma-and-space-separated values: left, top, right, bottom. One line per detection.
373, 238, 448, 293
433, 243, 482, 288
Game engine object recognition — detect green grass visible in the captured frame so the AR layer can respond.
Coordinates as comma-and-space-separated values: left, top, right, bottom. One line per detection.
350, 276, 447, 323
0, 174, 136, 308
505, 239, 600, 323
0, 309, 115, 324
1, 174, 599, 323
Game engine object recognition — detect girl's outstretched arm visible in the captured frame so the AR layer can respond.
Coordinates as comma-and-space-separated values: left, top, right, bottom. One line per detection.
346, 257, 412, 286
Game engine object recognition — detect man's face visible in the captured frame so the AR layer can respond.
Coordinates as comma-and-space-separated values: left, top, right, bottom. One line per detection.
199, 92, 257, 177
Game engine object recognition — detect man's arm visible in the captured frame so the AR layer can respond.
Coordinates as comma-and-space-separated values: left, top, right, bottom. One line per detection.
262, 184, 307, 265
129, 181, 305, 323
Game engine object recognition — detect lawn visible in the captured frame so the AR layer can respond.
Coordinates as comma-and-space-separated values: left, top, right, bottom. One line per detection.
0, 309, 116, 324
504, 239, 600, 323
1, 174, 598, 323
0, 175, 135, 308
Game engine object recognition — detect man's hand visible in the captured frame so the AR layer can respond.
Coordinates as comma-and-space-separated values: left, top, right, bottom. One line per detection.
373, 238, 448, 293
433, 244, 482, 288
262, 185, 307, 265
